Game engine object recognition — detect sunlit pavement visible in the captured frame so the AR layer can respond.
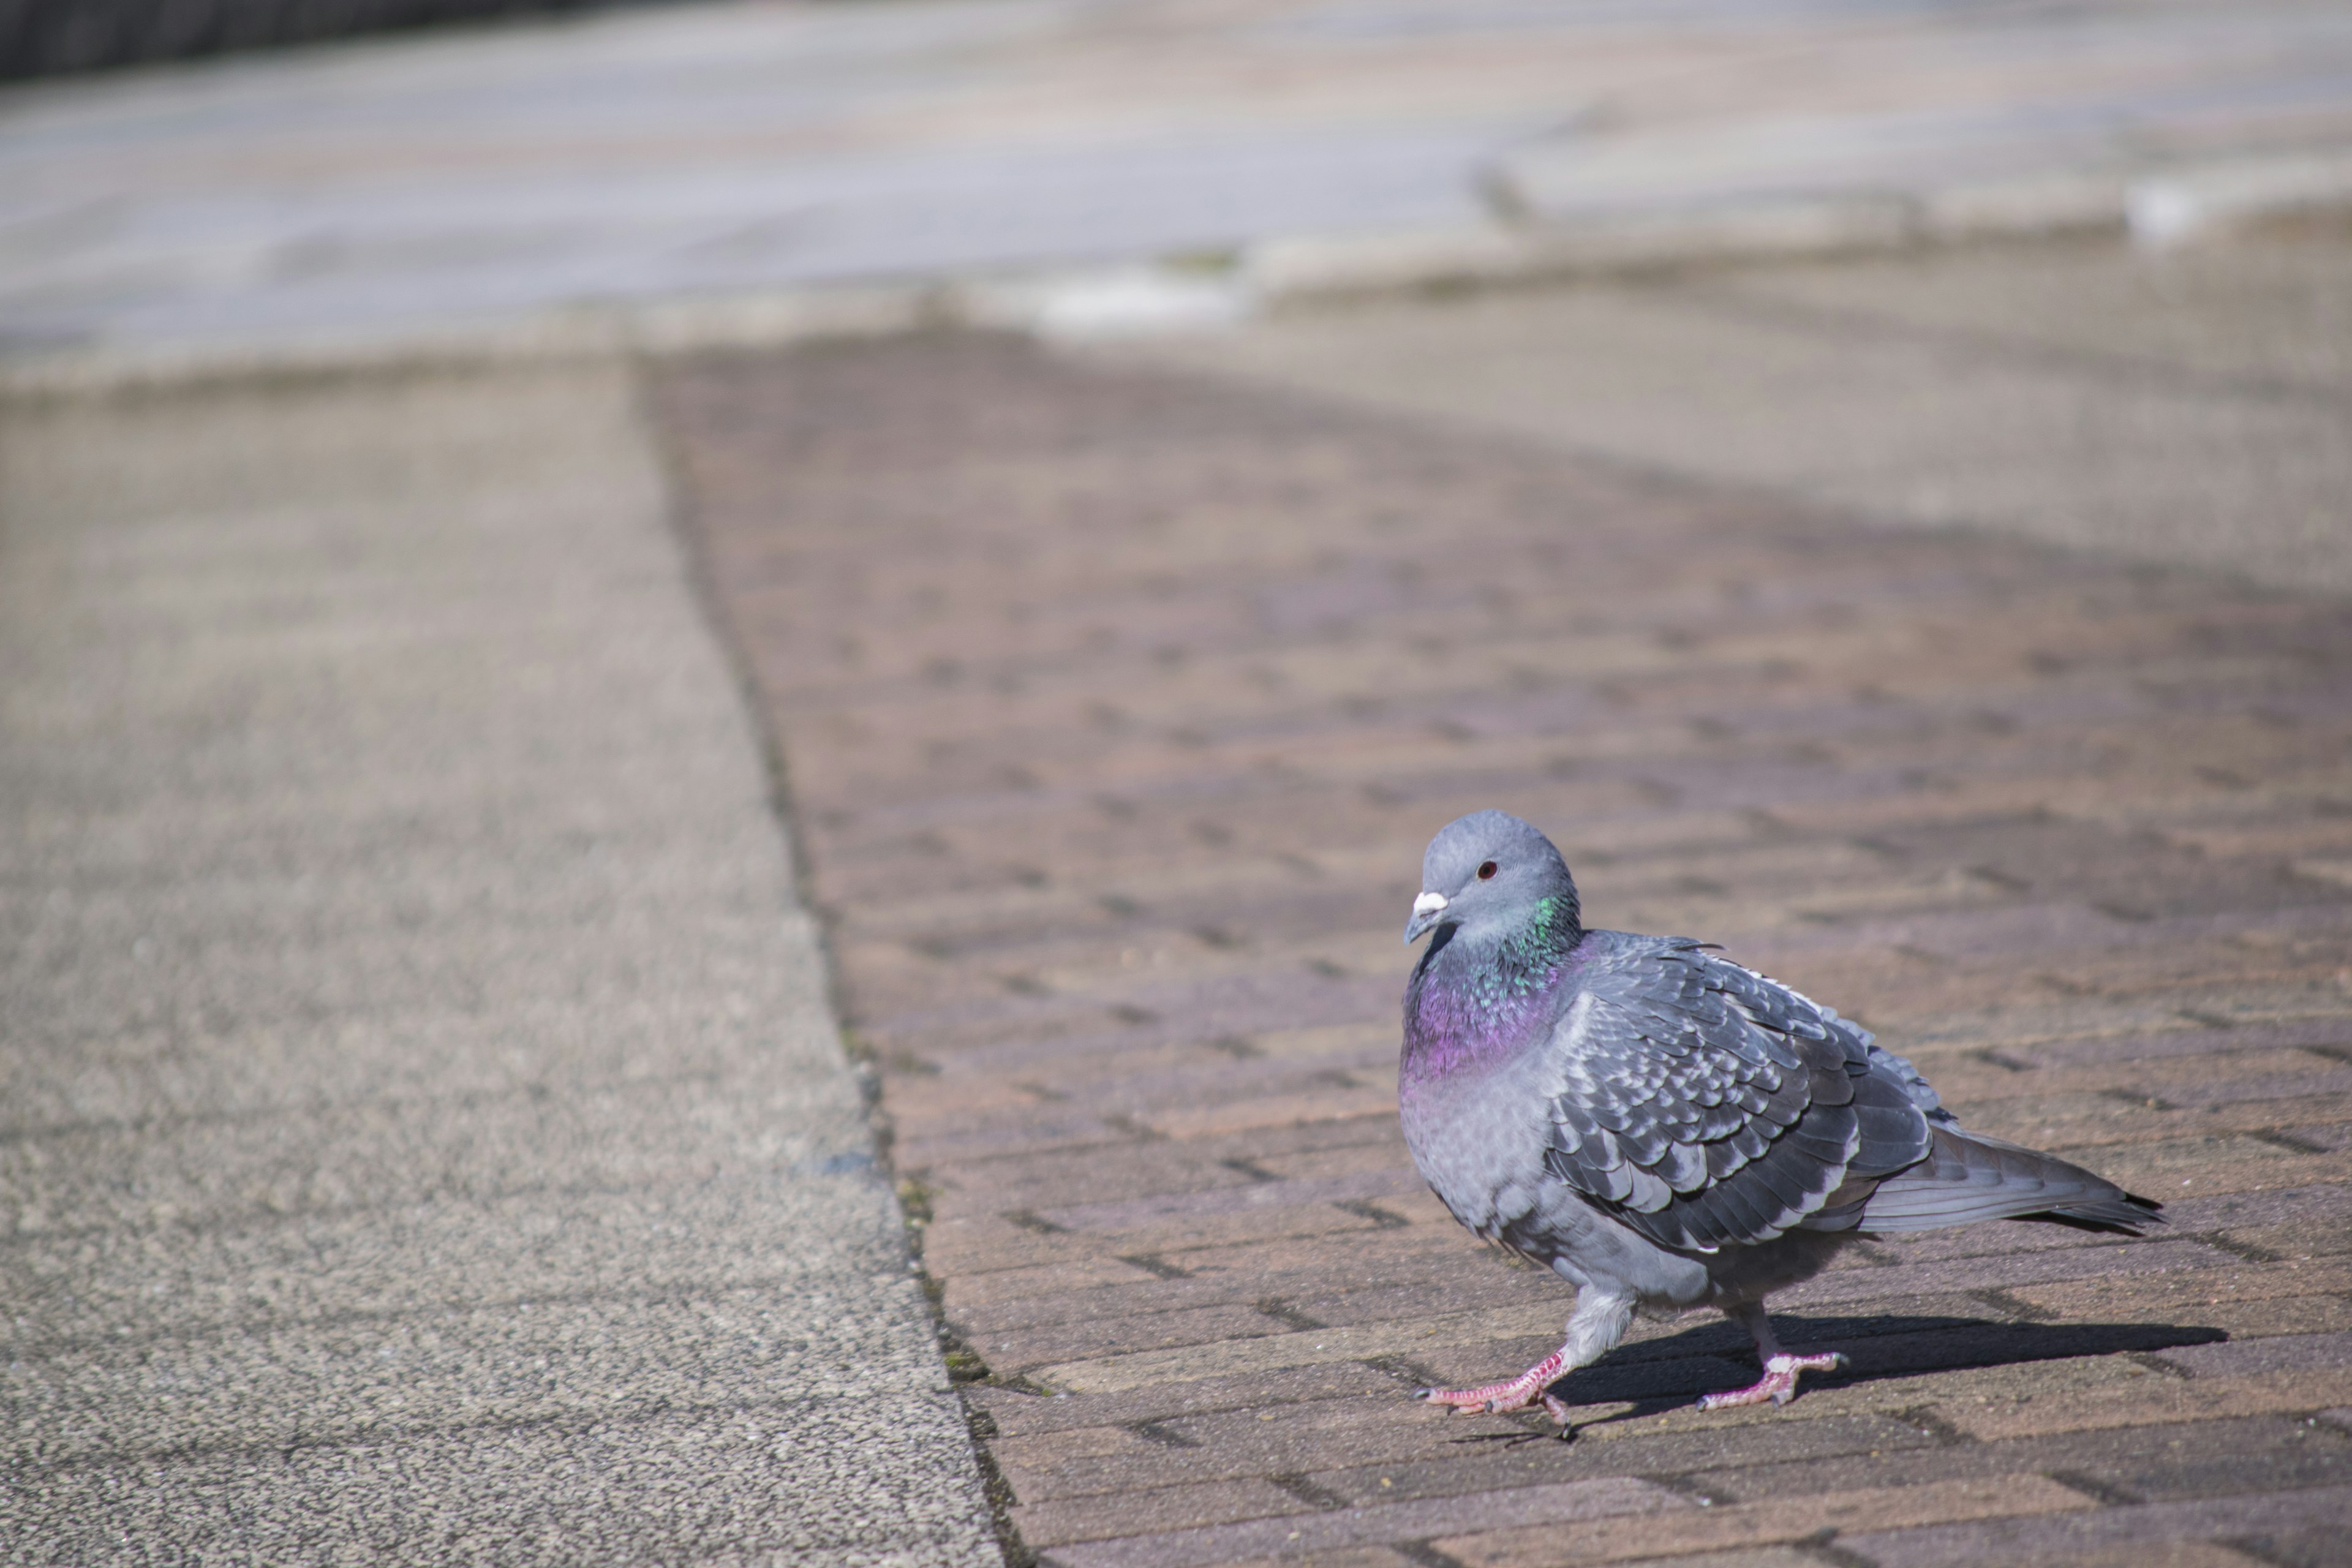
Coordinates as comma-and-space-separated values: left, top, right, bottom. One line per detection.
655, 223, 2352, 1566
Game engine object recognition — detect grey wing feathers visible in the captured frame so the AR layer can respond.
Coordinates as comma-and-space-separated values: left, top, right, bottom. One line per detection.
1864, 1042, 1956, 1125
1854, 1125, 2162, 1234
1539, 941, 1932, 1253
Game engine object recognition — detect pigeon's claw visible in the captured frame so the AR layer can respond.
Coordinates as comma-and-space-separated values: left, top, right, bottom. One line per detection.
1696, 1351, 1847, 1412
1415, 1382, 1528, 1413
1416, 1346, 1570, 1419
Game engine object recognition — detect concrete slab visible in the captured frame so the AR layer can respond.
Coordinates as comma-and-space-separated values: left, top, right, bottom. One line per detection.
0, 363, 999, 1562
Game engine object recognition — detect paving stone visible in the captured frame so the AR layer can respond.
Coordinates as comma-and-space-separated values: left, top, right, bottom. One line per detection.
1435, 1475, 2093, 1566
1035, 1305, 1571, 1397
1939, 1367, 2352, 1442
2031, 1547, 2293, 1568
1681, 1414, 2346, 1505
659, 330, 2352, 1567
1011, 1478, 1312, 1551
2011, 1251, 2352, 1309
1000, 1393, 1527, 1506
1049, 1477, 1680, 1568
2154, 1330, 2352, 1378
1199, 1552, 1426, 1568
967, 1363, 1403, 1442
1304, 1413, 1940, 1507
1839, 1483, 2352, 1567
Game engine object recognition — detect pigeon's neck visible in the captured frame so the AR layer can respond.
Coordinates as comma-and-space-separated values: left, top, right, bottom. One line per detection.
1404, 894, 1583, 1077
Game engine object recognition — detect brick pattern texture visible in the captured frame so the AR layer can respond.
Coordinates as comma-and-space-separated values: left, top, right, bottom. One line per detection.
655, 336, 2352, 1568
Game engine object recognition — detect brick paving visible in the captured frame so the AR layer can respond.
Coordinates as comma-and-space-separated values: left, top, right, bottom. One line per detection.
654, 334, 2352, 1567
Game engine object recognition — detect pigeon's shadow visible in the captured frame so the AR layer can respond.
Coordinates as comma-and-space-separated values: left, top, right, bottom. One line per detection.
1548, 1311, 2227, 1422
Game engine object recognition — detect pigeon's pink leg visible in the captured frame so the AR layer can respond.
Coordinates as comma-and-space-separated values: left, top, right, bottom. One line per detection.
1695, 1351, 1847, 1409
1418, 1291, 1634, 1427
1418, 1346, 1567, 1414
1698, 1304, 1847, 1411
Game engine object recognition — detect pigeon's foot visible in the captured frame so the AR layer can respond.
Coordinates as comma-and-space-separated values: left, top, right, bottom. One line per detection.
1417, 1346, 1567, 1416
1696, 1351, 1847, 1412
1418, 1295, 1634, 1438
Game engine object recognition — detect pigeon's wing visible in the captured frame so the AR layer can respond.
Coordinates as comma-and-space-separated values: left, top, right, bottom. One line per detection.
1539, 941, 1932, 1253
1862, 1040, 1957, 1126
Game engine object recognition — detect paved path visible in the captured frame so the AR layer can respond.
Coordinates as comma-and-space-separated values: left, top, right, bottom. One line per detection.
1136, 224, 2352, 598
658, 306, 2352, 1564
6, 0, 2352, 355
0, 363, 997, 1562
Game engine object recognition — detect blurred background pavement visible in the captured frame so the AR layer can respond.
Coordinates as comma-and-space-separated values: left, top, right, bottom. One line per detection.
5, 0, 2352, 359
1126, 224, 2352, 595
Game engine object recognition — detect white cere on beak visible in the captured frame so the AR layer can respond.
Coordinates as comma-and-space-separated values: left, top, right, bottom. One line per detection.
1412, 892, 1449, 916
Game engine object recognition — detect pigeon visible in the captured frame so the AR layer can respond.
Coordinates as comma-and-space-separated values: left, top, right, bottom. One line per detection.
1399, 809, 2158, 1433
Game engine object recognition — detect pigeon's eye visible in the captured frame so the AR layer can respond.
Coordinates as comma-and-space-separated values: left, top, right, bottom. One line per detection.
1476, 861, 1498, 880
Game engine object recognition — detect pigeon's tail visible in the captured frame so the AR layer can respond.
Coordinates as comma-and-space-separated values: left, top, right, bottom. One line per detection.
1853, 1126, 2163, 1237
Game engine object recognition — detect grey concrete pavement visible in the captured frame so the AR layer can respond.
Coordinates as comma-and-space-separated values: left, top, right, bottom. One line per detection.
1123, 222, 2352, 597
0, 363, 998, 1561
7, 0, 2352, 358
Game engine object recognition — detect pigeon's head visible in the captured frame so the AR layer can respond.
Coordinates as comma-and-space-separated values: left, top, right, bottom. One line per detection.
1404, 810, 1581, 947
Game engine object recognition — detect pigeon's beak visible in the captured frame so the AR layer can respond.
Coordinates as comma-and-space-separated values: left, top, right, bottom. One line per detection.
1403, 891, 1449, 945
